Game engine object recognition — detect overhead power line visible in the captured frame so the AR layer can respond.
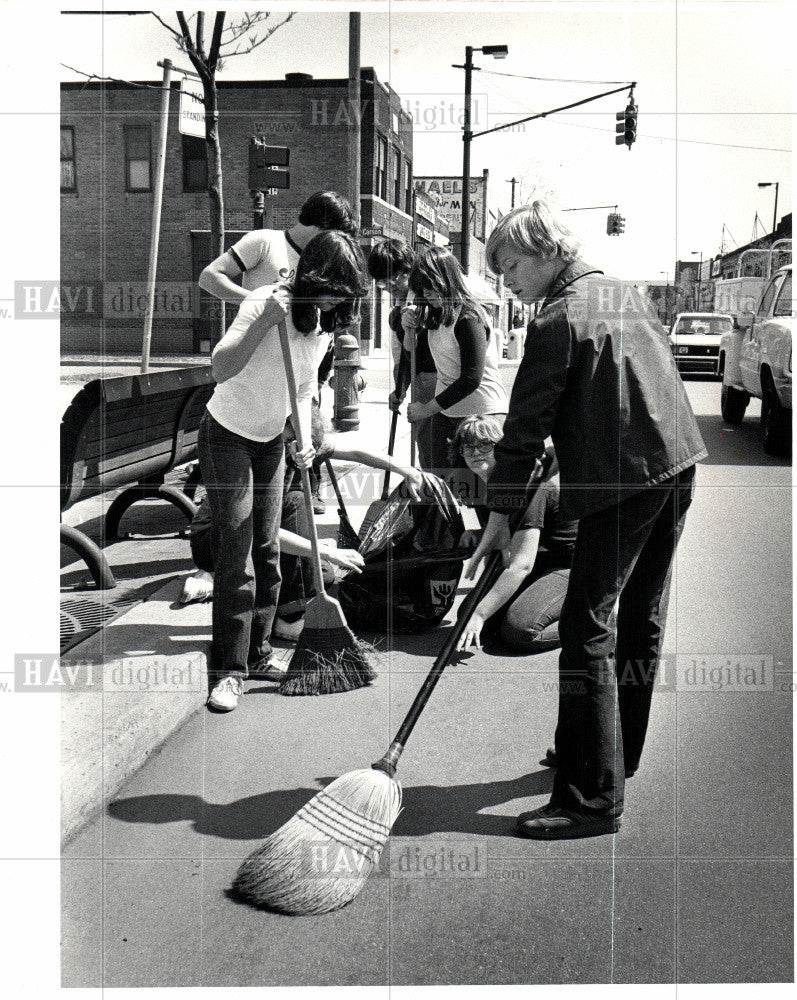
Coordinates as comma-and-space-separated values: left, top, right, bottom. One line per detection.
60, 63, 166, 91
530, 115, 791, 153
481, 69, 635, 86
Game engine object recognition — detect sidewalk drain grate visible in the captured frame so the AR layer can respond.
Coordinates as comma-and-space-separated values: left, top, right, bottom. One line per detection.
60, 596, 140, 655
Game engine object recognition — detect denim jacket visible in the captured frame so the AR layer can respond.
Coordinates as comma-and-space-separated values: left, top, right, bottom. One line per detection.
487, 260, 707, 520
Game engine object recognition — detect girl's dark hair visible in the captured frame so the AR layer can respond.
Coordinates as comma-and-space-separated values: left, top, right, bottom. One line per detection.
408, 247, 489, 330
291, 231, 369, 335
298, 191, 357, 236
367, 239, 415, 283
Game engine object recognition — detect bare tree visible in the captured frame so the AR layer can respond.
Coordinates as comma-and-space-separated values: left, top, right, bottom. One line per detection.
152, 10, 295, 343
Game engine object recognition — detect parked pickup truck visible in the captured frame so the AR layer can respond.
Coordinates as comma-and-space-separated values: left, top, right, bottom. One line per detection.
718, 264, 792, 457
669, 312, 734, 376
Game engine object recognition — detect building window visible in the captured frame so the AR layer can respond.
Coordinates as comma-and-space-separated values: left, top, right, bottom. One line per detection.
61, 126, 76, 192
405, 160, 413, 216
375, 133, 387, 201
182, 136, 207, 192
393, 147, 402, 209
124, 125, 151, 191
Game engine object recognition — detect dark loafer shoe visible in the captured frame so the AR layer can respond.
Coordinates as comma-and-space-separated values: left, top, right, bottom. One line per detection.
516, 804, 621, 840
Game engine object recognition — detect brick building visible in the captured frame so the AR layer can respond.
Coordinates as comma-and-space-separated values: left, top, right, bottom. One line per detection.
60, 68, 413, 354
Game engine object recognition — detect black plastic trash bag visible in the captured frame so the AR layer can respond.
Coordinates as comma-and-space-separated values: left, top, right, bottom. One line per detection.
338, 472, 467, 633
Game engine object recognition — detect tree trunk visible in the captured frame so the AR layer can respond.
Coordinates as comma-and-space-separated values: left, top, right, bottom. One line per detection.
204, 79, 225, 347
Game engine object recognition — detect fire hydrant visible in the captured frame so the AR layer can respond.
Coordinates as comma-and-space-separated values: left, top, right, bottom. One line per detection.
332, 329, 362, 431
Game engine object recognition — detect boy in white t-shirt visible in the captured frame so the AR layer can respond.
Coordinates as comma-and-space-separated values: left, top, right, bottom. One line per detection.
198, 190, 357, 302
200, 191, 357, 513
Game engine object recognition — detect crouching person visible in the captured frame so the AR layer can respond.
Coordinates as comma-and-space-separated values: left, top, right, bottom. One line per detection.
452, 420, 576, 654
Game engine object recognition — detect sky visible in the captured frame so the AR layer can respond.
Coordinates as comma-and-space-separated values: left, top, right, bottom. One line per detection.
53, 0, 793, 281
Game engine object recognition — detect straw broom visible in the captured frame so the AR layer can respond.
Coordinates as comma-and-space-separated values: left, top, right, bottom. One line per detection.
231, 546, 504, 913
275, 322, 377, 697
231, 456, 552, 914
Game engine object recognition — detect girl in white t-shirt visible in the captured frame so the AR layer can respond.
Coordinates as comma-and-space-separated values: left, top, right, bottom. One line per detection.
199, 231, 368, 712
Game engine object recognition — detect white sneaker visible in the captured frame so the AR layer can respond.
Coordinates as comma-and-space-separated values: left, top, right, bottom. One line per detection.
207, 675, 244, 711
273, 616, 304, 642
179, 570, 214, 604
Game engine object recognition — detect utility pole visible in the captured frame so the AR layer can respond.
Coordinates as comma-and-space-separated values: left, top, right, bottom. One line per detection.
508, 176, 518, 209
140, 58, 173, 374
334, 12, 362, 430
460, 45, 474, 274
348, 12, 361, 225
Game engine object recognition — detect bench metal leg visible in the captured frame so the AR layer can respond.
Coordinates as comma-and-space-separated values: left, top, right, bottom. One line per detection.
183, 462, 203, 501
105, 484, 198, 540
60, 524, 117, 590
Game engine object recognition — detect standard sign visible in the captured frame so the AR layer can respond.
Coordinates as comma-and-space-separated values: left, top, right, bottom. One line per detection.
179, 78, 205, 138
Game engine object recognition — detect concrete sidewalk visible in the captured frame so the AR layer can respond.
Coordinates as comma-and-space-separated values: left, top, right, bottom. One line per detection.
59, 353, 482, 845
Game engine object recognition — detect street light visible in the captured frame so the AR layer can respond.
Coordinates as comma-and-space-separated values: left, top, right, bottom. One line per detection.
456, 43, 508, 273
690, 250, 703, 310
757, 181, 780, 235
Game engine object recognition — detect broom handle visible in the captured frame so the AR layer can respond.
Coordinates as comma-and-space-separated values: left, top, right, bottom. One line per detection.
409, 333, 418, 468
324, 457, 348, 517
372, 452, 553, 778
381, 409, 399, 501
371, 550, 503, 777
277, 321, 327, 597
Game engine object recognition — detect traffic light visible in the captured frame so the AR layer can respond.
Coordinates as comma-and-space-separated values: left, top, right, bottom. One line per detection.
606, 212, 626, 235
615, 99, 638, 150
248, 138, 290, 190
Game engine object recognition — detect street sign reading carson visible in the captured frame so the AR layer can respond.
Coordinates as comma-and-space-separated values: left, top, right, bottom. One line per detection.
360, 226, 384, 238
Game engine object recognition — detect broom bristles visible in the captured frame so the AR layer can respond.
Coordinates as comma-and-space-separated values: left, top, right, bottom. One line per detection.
279, 626, 378, 696
231, 768, 402, 915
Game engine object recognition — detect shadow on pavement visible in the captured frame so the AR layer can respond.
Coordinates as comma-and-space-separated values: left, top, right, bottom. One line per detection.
693, 413, 790, 467
107, 769, 554, 842
60, 558, 193, 590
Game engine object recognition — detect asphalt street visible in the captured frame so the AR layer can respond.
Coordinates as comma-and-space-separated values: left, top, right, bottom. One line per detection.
61, 362, 793, 988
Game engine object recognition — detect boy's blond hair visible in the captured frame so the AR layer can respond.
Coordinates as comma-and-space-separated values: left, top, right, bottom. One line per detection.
486, 200, 581, 274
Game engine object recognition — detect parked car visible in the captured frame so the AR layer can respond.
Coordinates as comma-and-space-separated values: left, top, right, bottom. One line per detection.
718, 264, 792, 457
668, 312, 734, 377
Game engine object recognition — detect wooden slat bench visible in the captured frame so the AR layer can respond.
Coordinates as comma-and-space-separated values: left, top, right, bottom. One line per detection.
61, 366, 215, 589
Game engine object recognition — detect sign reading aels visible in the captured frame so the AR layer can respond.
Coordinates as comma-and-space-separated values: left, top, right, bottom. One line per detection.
415, 176, 487, 241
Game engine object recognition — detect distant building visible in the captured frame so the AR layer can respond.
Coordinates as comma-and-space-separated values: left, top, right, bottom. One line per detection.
60, 68, 413, 354
714, 214, 791, 279
415, 170, 490, 245
672, 213, 792, 314
412, 186, 449, 252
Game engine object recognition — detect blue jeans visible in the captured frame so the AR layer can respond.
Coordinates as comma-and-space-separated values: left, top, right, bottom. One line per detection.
189, 489, 334, 619
497, 556, 571, 653
198, 412, 285, 681
552, 466, 696, 818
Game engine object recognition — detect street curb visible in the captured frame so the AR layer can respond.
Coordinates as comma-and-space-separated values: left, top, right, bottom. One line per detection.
60, 575, 211, 847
